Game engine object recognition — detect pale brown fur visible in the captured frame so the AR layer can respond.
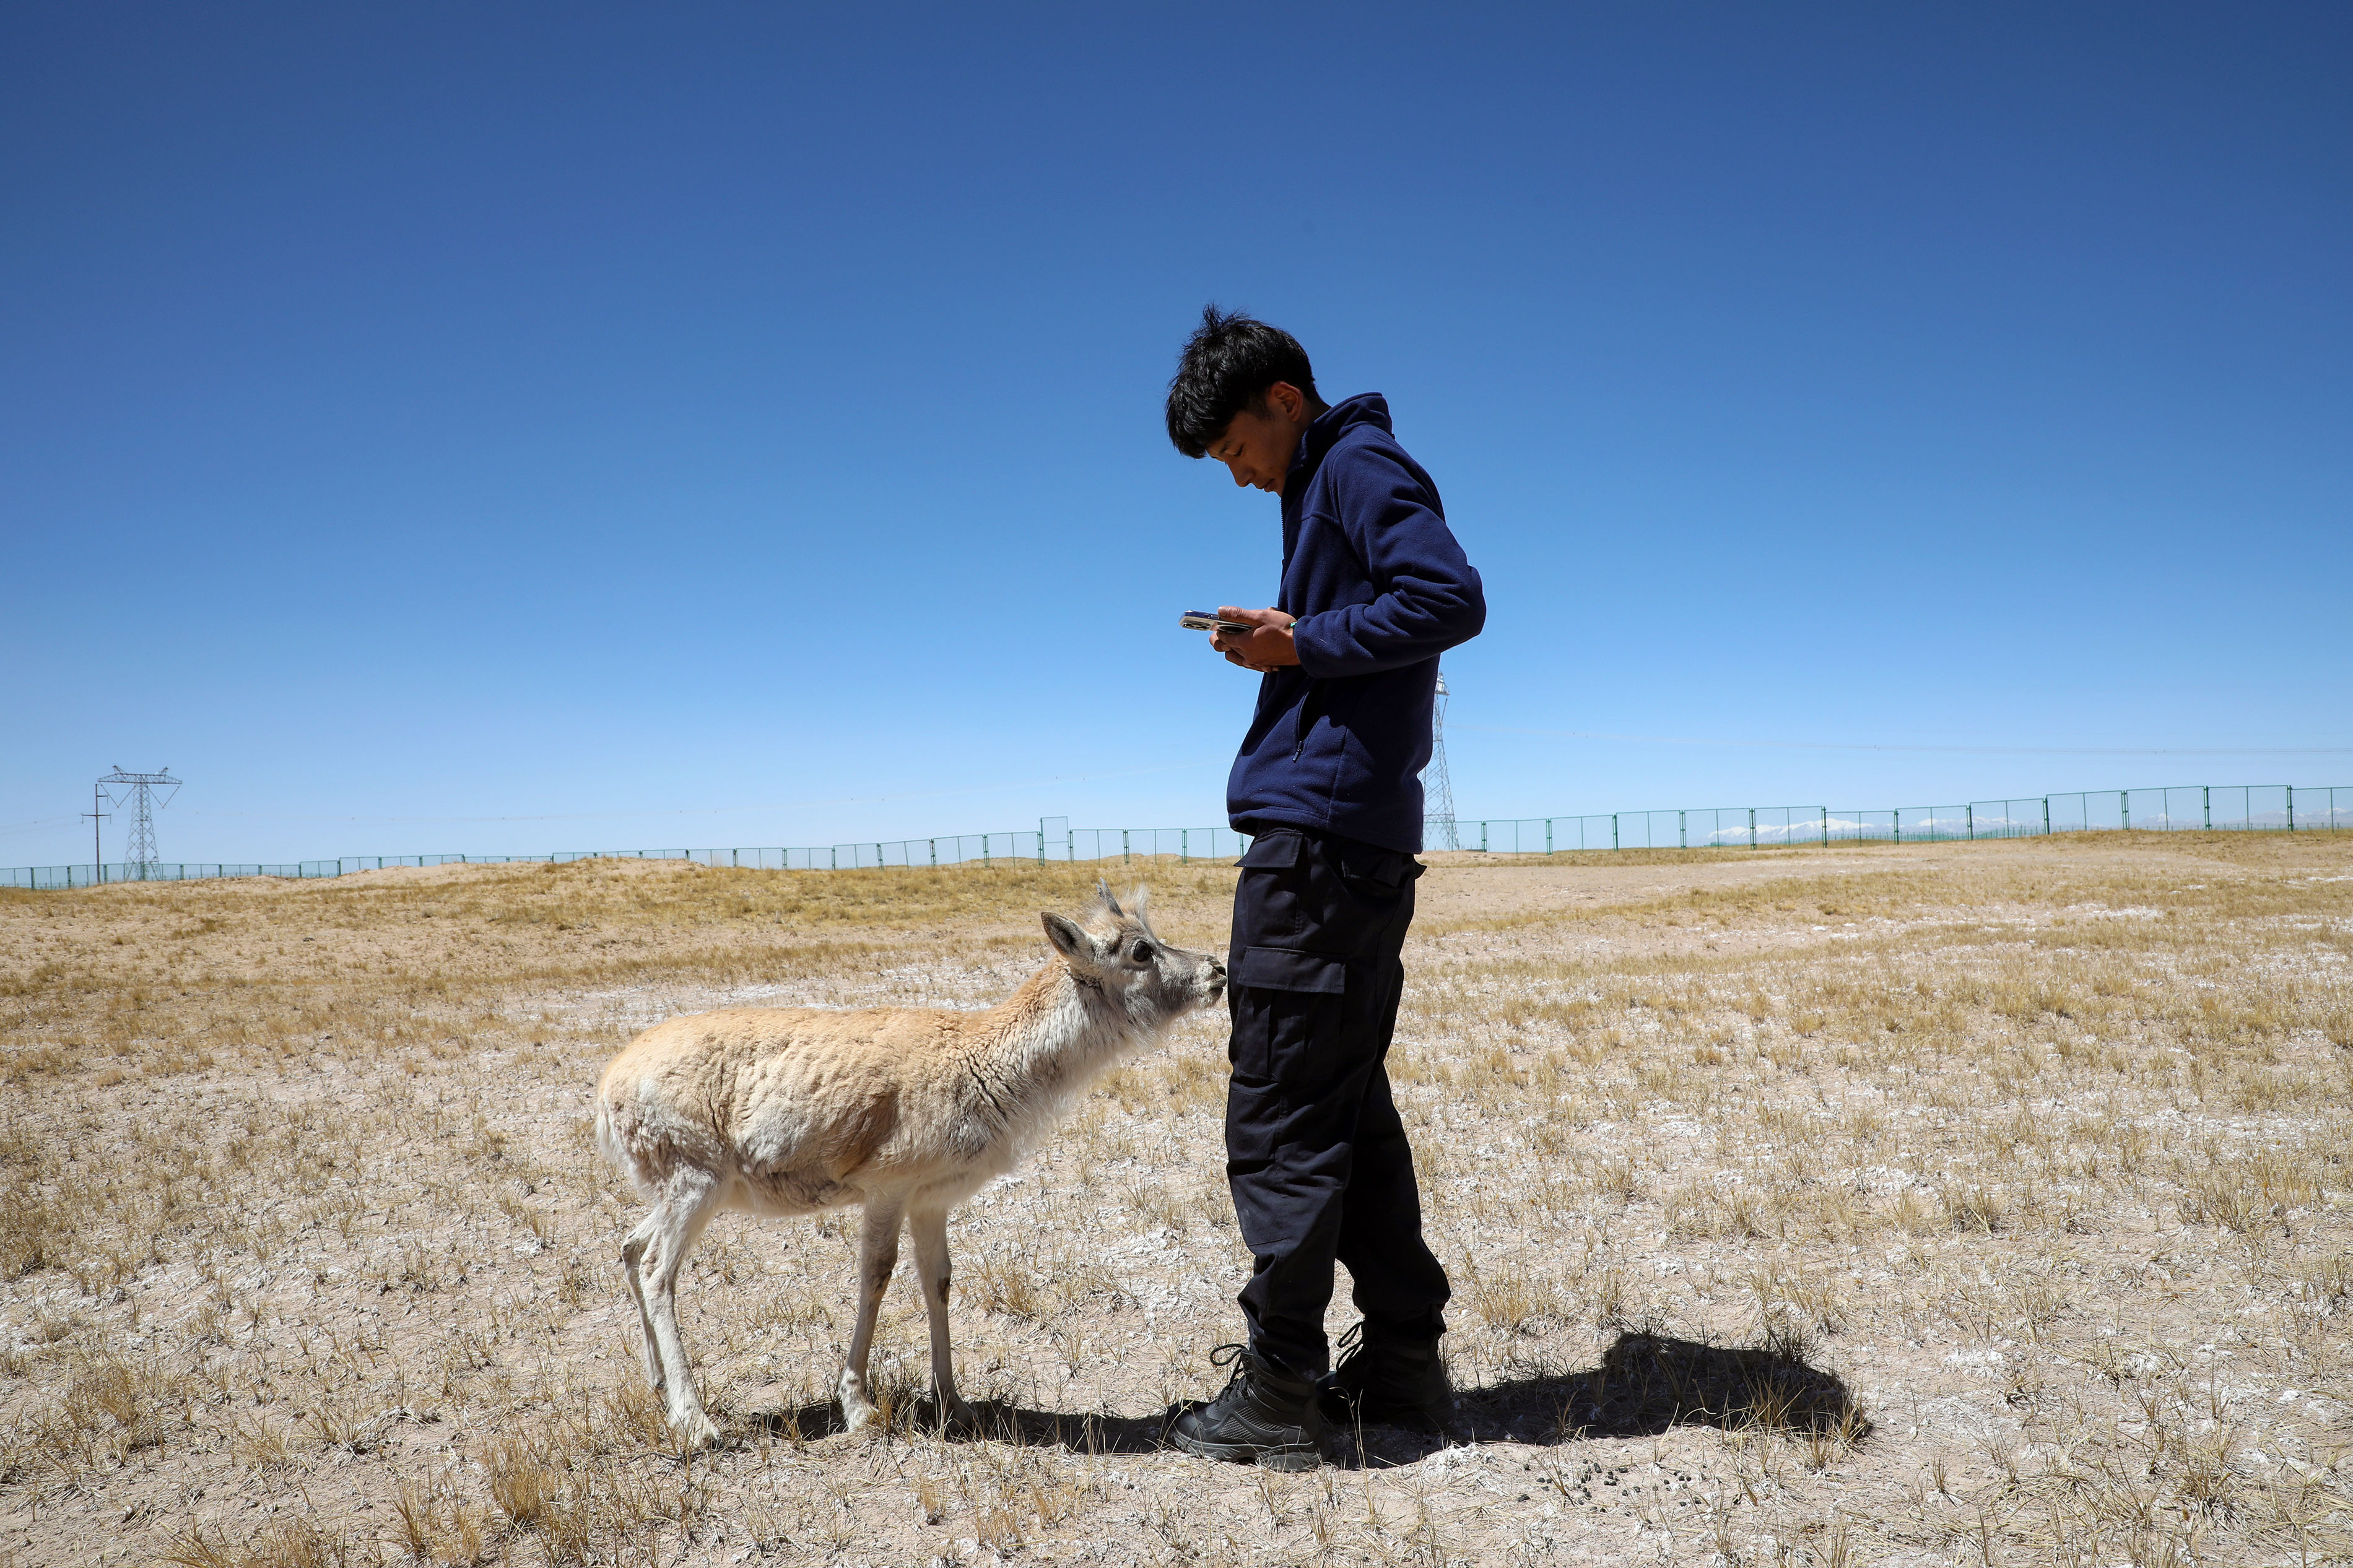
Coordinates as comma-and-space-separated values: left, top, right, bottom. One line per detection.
593, 884, 1224, 1444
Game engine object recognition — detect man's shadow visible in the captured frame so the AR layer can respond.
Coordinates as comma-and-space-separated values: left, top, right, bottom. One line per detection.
1354, 1329, 1872, 1467
745, 1332, 1869, 1466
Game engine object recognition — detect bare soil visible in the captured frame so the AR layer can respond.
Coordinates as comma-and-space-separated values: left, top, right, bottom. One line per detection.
2, 834, 2349, 1566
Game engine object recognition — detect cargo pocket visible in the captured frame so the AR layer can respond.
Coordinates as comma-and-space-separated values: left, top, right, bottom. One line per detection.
1226, 946, 1348, 1090
1336, 847, 1423, 907
1232, 946, 1347, 994
1233, 831, 1315, 945
1235, 833, 1302, 869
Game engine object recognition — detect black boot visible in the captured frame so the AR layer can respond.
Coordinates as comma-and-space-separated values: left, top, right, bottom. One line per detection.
1320, 1321, 1452, 1429
1170, 1344, 1326, 1471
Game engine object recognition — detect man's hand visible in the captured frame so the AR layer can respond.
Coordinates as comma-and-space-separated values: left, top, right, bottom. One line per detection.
1208, 606, 1300, 672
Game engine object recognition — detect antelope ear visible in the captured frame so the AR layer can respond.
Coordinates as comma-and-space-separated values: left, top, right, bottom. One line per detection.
1094, 878, 1123, 918
1042, 912, 1099, 966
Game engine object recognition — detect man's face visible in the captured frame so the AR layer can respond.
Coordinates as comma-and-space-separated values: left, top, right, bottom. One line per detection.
1206, 383, 1315, 494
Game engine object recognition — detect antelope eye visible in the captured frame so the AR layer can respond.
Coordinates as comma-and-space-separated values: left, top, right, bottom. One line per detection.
1130, 940, 1154, 964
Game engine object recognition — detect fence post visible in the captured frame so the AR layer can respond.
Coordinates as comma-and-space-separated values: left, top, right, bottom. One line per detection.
2203, 786, 2211, 830
2043, 798, 2050, 836
1122, 829, 1130, 864
1611, 814, 1619, 851
1677, 810, 1686, 850
2121, 792, 2129, 832
1181, 829, 1188, 865
1894, 808, 1901, 844
1820, 806, 1829, 844
1966, 804, 1974, 840
2287, 787, 2296, 832
1749, 807, 1757, 849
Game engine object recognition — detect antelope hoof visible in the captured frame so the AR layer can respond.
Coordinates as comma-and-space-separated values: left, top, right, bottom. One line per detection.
672, 1410, 721, 1450
940, 1395, 981, 1436
838, 1371, 881, 1435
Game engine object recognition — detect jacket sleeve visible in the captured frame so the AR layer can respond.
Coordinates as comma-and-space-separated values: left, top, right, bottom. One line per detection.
1289, 443, 1485, 678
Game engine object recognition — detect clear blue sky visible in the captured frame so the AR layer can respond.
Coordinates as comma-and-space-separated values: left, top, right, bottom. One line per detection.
5, 4, 2348, 866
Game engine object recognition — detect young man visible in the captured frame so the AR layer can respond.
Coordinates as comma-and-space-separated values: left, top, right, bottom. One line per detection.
1163, 306, 1485, 1469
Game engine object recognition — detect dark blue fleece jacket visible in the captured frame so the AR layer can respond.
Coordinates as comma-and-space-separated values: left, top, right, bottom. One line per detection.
1227, 394, 1485, 852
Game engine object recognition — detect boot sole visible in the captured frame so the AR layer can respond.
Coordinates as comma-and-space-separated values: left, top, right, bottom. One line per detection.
1170, 1428, 1323, 1472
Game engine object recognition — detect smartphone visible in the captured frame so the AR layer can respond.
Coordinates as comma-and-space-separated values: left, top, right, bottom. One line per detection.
1180, 611, 1259, 635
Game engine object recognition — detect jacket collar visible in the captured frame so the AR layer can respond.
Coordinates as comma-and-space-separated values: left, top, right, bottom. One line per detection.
1284, 393, 1391, 502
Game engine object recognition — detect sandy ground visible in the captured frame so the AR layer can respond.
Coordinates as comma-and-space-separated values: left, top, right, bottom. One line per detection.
1, 834, 2348, 1566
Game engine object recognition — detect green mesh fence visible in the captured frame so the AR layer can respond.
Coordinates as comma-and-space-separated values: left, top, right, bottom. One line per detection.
6, 784, 2346, 891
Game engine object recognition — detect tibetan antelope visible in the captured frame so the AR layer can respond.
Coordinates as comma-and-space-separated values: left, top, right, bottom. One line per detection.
593, 884, 1224, 1444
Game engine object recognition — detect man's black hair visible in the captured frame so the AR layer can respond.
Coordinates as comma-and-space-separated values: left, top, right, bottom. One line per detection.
1165, 305, 1321, 458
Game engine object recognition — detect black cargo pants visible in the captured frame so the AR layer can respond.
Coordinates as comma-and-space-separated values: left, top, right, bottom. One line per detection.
1224, 826, 1451, 1378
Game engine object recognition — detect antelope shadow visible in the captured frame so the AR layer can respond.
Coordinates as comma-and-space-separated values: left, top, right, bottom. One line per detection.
744, 1395, 1167, 1454
741, 1331, 1869, 1468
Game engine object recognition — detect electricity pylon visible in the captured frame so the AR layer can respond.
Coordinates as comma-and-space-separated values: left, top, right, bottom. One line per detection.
1423, 670, 1459, 851
100, 767, 180, 881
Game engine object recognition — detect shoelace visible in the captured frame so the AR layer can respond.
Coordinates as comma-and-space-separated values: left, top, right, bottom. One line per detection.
1331, 1322, 1368, 1377
1198, 1341, 1276, 1411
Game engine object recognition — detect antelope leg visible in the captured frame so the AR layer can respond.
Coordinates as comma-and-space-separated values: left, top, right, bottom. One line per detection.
620, 1211, 666, 1395
909, 1204, 977, 1431
639, 1167, 723, 1446
838, 1198, 904, 1433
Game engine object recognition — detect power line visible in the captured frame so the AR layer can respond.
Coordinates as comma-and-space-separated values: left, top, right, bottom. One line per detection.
1453, 726, 2353, 758
165, 758, 1225, 827
0, 816, 84, 836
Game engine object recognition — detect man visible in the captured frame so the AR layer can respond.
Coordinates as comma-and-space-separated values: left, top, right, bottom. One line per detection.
1163, 306, 1486, 1470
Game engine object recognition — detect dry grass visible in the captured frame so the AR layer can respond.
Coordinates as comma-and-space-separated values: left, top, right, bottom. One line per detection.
2, 834, 2351, 1564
